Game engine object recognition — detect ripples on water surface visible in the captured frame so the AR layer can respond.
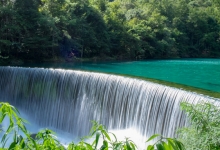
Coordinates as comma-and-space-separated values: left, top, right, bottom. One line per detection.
19, 58, 220, 92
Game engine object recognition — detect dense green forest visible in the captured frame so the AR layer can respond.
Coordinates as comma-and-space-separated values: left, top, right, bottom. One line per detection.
0, 0, 220, 63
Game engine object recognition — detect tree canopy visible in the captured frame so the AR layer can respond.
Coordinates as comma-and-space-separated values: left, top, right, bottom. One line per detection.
0, 0, 220, 62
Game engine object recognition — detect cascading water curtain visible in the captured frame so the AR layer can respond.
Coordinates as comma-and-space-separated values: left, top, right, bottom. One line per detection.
0, 66, 217, 141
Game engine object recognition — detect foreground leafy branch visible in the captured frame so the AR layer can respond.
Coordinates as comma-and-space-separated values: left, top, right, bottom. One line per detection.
0, 102, 186, 150
146, 134, 185, 150
178, 101, 220, 150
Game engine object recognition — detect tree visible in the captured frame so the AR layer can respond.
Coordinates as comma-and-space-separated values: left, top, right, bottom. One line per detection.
12, 0, 60, 61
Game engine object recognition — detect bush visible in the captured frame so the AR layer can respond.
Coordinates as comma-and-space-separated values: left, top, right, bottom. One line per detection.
146, 134, 185, 150
178, 101, 220, 150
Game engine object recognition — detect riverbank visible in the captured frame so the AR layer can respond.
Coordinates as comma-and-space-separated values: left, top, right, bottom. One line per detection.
0, 56, 134, 66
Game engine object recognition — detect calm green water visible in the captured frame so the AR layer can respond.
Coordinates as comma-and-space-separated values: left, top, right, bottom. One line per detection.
18, 58, 220, 92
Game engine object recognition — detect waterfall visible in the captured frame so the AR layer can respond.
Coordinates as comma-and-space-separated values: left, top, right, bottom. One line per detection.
0, 66, 217, 141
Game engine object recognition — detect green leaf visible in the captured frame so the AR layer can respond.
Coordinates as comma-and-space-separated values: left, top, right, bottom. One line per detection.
8, 141, 17, 150
109, 132, 117, 142
100, 140, 108, 150
29, 136, 39, 150
113, 142, 123, 150
102, 130, 111, 141
147, 145, 154, 150
0, 114, 6, 123
167, 139, 177, 150
156, 143, 165, 150
126, 140, 132, 150
161, 141, 170, 150
146, 134, 160, 142
130, 142, 136, 149
17, 135, 25, 149
94, 132, 100, 148
173, 139, 185, 150
103, 140, 108, 147
84, 142, 93, 150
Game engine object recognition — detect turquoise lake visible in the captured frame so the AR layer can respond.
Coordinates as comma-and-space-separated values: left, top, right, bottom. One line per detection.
18, 58, 220, 92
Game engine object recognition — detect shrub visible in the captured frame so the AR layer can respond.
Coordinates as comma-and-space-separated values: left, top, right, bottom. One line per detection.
178, 101, 220, 150
146, 134, 185, 150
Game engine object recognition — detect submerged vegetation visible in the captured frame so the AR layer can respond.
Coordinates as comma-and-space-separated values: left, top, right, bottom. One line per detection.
0, 0, 220, 63
1, 101, 220, 149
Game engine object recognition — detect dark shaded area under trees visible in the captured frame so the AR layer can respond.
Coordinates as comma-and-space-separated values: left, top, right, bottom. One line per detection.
0, 0, 220, 64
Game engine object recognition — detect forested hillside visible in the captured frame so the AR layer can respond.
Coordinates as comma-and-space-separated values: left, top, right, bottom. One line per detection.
0, 0, 220, 63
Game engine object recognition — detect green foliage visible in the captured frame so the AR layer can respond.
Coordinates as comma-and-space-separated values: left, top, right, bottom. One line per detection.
0, 102, 65, 149
67, 121, 137, 150
89, 121, 137, 150
1, 0, 220, 63
1, 101, 220, 150
0, 102, 184, 150
178, 101, 220, 150
0, 102, 152, 150
0, 102, 28, 148
146, 134, 185, 150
